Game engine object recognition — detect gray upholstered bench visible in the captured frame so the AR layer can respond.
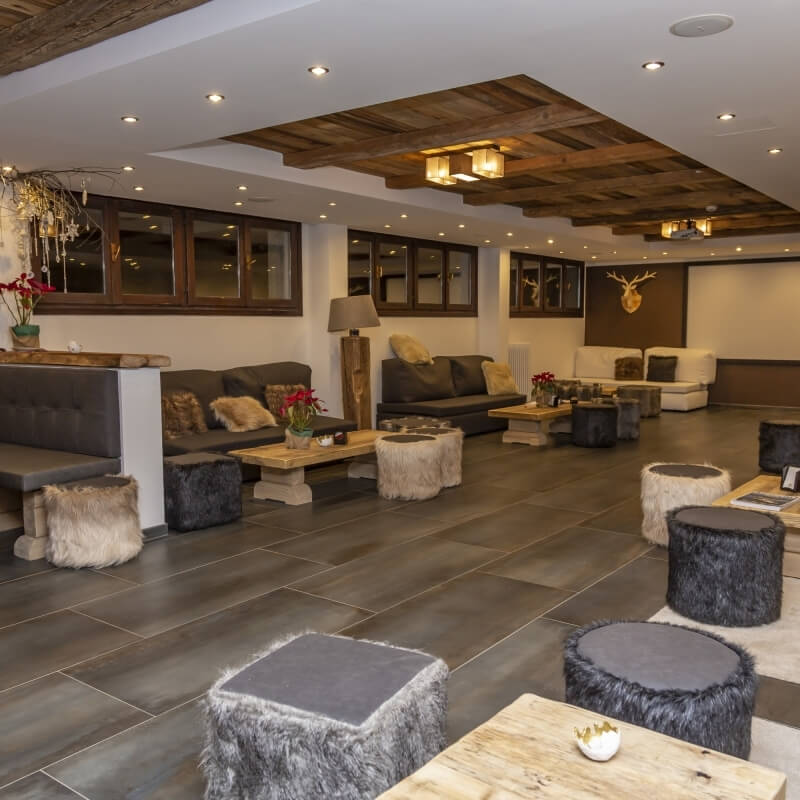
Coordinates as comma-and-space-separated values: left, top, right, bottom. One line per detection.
667, 505, 785, 626
203, 633, 447, 799
564, 620, 757, 758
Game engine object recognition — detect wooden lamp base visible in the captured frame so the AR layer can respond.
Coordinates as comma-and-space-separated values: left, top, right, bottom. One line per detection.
340, 335, 372, 429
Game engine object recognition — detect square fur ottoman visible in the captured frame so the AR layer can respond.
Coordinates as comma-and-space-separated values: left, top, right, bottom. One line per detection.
202, 633, 448, 800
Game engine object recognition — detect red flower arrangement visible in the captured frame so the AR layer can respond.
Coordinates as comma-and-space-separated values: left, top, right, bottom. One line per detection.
279, 388, 328, 433
531, 371, 556, 393
0, 272, 55, 328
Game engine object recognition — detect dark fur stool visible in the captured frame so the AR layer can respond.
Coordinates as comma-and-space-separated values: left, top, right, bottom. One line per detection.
759, 419, 800, 474
564, 620, 757, 758
379, 416, 452, 432
617, 385, 661, 417
667, 505, 784, 626
554, 379, 580, 400
164, 453, 242, 532
614, 397, 640, 440
203, 633, 447, 800
572, 403, 618, 448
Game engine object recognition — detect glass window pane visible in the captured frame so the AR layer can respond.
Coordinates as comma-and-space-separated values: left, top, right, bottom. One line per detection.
545, 263, 562, 309
250, 225, 291, 300
377, 241, 407, 304
564, 264, 580, 309
447, 250, 472, 306
348, 237, 372, 296
521, 258, 541, 308
120, 210, 175, 295
509, 257, 519, 309
47, 208, 104, 294
192, 218, 239, 298
417, 246, 443, 305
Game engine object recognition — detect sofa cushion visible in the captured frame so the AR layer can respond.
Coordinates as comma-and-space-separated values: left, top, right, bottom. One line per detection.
264, 384, 306, 417
448, 355, 491, 396
381, 357, 456, 403
389, 333, 433, 365
482, 361, 519, 395
647, 355, 678, 382
161, 391, 208, 439
161, 369, 227, 430
222, 363, 312, 401
211, 396, 278, 432
0, 443, 121, 492
575, 347, 642, 380
378, 393, 526, 417
614, 356, 644, 381
644, 347, 716, 385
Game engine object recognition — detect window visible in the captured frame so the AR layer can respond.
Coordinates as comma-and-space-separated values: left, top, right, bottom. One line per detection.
348, 230, 477, 315
510, 252, 583, 317
35, 195, 301, 315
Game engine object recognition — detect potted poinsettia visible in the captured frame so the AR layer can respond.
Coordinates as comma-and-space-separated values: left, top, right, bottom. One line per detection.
531, 371, 556, 407
0, 271, 55, 349
279, 388, 328, 449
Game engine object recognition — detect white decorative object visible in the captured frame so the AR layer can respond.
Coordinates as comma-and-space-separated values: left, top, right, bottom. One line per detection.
316, 435, 334, 447
67, 340, 82, 354
574, 720, 621, 761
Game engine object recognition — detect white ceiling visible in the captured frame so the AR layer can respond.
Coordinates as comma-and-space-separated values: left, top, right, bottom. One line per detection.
1, 0, 798, 264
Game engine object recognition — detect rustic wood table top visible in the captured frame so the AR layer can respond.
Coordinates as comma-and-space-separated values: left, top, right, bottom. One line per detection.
488, 403, 573, 421
714, 473, 800, 531
0, 351, 170, 368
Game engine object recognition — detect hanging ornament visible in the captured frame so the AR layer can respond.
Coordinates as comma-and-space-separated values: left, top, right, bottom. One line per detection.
81, 179, 88, 206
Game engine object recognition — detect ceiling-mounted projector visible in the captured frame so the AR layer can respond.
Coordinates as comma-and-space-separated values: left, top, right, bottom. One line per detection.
661, 218, 712, 240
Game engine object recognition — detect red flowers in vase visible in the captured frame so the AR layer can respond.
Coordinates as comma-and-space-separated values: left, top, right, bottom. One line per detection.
0, 272, 55, 328
279, 389, 328, 434
531, 371, 556, 393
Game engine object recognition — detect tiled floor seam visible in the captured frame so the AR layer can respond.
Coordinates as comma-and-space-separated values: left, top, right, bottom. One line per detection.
40, 772, 92, 800
59, 672, 154, 718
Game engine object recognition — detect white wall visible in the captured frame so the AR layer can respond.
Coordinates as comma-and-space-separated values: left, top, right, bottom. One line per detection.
509, 317, 585, 378
0, 197, 25, 349
687, 261, 800, 359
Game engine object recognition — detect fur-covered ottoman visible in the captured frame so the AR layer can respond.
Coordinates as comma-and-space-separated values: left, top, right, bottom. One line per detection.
618, 385, 661, 417
202, 633, 448, 800
614, 397, 640, 440
44, 476, 142, 568
571, 403, 617, 448
759, 419, 800, 474
164, 453, 242, 532
667, 505, 784, 626
640, 462, 731, 547
406, 426, 464, 487
564, 620, 757, 758
376, 434, 443, 500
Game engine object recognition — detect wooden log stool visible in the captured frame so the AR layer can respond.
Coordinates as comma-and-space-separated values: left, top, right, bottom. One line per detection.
571, 403, 618, 448
667, 505, 784, 626
618, 385, 661, 417
407, 426, 464, 487
759, 419, 800, 474
376, 434, 444, 500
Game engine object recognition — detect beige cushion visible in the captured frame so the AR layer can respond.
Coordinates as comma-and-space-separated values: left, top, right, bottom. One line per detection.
389, 334, 433, 365
481, 361, 519, 395
211, 396, 278, 432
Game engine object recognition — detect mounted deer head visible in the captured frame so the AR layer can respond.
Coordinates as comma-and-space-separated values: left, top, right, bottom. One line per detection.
606, 270, 657, 314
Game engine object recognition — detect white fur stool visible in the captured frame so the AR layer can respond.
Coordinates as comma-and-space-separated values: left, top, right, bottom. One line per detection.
376, 434, 443, 500
640, 463, 731, 547
407, 426, 464, 487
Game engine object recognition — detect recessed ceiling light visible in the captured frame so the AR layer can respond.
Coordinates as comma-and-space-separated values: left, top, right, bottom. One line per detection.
735, 246, 743, 252
643, 256, 648, 259
308, 66, 330, 77
559, 250, 564, 254
438, 232, 445, 236
612, 251, 617, 254
142, 214, 150, 219
546, 238, 554, 244
133, 185, 144, 191
237, 185, 248, 191
717, 112, 736, 121
226, 224, 235, 229
506, 232, 513, 237
351, 239, 359, 244
784, 248, 791, 252
122, 165, 135, 172
400, 213, 408, 218
768, 147, 783, 155
458, 223, 465, 228
384, 224, 391, 229
662, 251, 669, 255
319, 214, 327, 219
222, 232, 231, 238
484, 239, 491, 243
591, 255, 597, 260
206, 93, 225, 103
523, 245, 530, 249
234, 201, 243, 206
148, 224, 158, 230
583, 245, 589, 249
642, 61, 664, 71
121, 115, 139, 123
328, 201, 337, 206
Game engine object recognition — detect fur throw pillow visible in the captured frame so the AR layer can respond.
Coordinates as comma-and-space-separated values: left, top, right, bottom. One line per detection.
614, 356, 644, 381
264, 383, 306, 418
211, 396, 278, 432
162, 391, 208, 440
481, 361, 519, 395
390, 333, 434, 365
647, 355, 678, 382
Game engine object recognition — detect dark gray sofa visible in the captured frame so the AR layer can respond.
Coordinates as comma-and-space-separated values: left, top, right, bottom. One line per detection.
376, 355, 525, 436
161, 361, 356, 455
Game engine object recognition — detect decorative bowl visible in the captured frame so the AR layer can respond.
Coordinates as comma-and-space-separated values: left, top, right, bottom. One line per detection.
574, 720, 621, 761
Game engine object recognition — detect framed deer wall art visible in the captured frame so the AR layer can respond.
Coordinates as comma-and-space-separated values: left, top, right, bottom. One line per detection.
606, 270, 657, 314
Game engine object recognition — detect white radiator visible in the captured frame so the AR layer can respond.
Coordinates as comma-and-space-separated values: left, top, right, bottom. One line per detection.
508, 342, 531, 394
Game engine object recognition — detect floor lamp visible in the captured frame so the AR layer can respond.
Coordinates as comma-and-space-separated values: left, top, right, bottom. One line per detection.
327, 295, 381, 429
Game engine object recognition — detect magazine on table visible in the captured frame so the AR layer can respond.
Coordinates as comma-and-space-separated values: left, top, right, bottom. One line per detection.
730, 492, 800, 512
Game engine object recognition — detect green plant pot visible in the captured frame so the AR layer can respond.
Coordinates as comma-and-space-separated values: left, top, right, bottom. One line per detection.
11, 324, 39, 336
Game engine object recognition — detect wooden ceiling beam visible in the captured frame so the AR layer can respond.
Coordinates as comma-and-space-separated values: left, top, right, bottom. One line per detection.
524, 188, 764, 219
463, 168, 728, 207
642, 224, 800, 241
571, 202, 786, 227
281, 105, 605, 169
0, 0, 213, 76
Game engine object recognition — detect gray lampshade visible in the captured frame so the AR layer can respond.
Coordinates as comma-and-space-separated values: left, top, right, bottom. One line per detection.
327, 295, 381, 332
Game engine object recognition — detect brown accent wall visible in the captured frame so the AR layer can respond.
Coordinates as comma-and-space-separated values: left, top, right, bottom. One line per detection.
710, 360, 800, 407
584, 263, 686, 351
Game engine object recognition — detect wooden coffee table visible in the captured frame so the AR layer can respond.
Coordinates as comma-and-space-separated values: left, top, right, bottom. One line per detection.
379, 693, 786, 799
713, 473, 800, 578
488, 403, 573, 446
232, 430, 385, 505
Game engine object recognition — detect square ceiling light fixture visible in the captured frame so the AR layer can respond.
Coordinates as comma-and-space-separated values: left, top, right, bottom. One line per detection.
425, 155, 457, 185
448, 153, 480, 182
471, 146, 505, 178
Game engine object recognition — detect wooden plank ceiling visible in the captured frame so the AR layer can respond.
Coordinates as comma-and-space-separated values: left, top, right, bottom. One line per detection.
0, 0, 213, 76
227, 75, 800, 240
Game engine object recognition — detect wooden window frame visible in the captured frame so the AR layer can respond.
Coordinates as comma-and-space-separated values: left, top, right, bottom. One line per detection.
244, 218, 301, 310
510, 252, 584, 318
186, 209, 243, 309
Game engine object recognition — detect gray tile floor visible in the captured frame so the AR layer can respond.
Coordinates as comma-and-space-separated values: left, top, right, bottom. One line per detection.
0, 405, 797, 797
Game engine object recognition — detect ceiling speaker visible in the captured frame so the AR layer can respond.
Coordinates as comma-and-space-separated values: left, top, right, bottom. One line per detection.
669, 14, 734, 37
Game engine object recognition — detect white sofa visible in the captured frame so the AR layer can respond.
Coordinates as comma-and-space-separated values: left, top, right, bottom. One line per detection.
573, 346, 716, 411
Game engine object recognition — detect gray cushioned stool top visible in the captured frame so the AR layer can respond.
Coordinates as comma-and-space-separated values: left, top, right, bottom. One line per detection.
220, 634, 435, 726
165, 452, 236, 466
675, 505, 775, 532
406, 427, 461, 436
578, 622, 740, 691
650, 464, 722, 479
382, 434, 436, 444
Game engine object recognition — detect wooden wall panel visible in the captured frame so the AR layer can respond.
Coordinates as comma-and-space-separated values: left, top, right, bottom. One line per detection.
584, 263, 687, 351
709, 360, 800, 408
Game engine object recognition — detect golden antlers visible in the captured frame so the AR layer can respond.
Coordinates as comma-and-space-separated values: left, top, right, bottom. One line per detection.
606, 270, 657, 314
